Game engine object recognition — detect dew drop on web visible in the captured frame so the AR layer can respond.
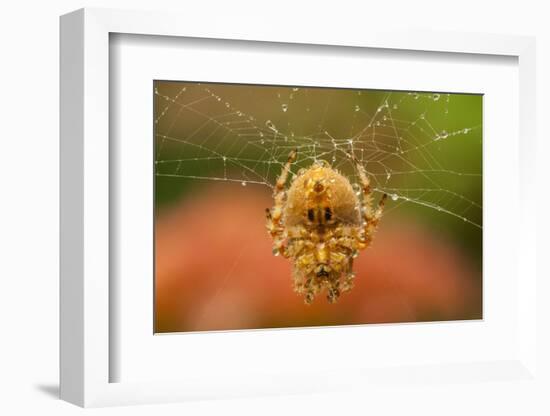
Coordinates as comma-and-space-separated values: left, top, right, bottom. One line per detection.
265, 120, 278, 132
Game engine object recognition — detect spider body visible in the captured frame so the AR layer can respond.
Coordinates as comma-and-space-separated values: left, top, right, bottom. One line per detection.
266, 150, 387, 304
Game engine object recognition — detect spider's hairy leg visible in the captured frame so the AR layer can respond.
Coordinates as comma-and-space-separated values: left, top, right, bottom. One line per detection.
275, 148, 298, 194
322, 226, 356, 301
266, 149, 298, 257
340, 259, 356, 293
327, 283, 341, 304
362, 193, 387, 244
292, 258, 318, 305
352, 155, 387, 249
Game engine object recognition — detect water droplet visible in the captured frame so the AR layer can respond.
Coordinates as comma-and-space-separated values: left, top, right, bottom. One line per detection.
260, 139, 265, 144
265, 120, 278, 132
413, 93, 419, 100
272, 247, 280, 256
241, 181, 247, 187
463, 128, 470, 134
439, 130, 448, 139
375, 121, 381, 126
433, 93, 440, 101
281, 104, 288, 112
225, 102, 230, 108
383, 116, 387, 121
391, 194, 399, 201
377, 107, 382, 113
420, 113, 425, 119
217, 97, 221, 101
393, 104, 398, 110
292, 87, 299, 92
386, 172, 391, 180
355, 105, 360, 112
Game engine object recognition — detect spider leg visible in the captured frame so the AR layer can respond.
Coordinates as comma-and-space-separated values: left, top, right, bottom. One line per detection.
319, 226, 356, 301
266, 149, 298, 257
353, 156, 387, 249
340, 258, 356, 293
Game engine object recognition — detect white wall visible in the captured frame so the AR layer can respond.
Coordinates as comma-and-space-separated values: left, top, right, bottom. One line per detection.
1, 1, 548, 415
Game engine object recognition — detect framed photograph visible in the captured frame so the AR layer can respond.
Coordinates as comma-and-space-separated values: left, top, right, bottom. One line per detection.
60, 8, 538, 408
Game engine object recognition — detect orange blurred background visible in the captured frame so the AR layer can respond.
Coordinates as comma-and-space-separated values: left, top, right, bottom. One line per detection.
155, 183, 481, 333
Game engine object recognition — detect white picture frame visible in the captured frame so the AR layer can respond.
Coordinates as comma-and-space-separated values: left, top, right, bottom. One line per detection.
60, 7, 538, 408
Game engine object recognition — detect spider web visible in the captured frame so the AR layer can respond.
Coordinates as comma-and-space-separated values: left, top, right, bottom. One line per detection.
154, 82, 482, 228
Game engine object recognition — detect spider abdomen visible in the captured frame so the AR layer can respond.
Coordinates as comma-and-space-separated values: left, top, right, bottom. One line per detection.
283, 164, 361, 228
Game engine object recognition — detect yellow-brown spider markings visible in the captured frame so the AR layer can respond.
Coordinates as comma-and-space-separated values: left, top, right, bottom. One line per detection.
266, 150, 387, 304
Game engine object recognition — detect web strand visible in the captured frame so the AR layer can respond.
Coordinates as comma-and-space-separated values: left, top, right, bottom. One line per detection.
155, 83, 482, 229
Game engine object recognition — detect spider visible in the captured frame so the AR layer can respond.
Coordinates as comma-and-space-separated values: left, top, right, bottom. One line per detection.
266, 149, 387, 304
